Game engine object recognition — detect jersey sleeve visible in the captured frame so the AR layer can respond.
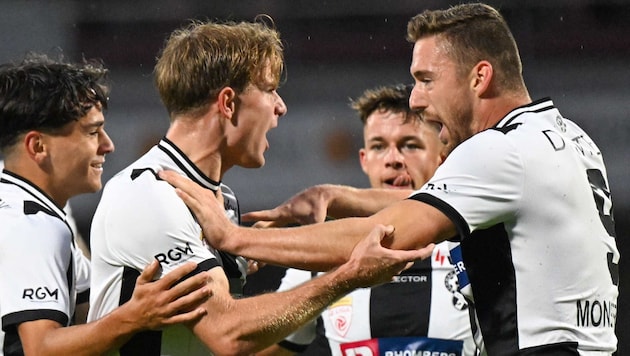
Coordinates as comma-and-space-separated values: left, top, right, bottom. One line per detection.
96, 170, 218, 277
0, 213, 74, 329
410, 130, 524, 239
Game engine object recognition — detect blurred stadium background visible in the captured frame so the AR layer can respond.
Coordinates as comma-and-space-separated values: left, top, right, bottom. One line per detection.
1, 1, 628, 353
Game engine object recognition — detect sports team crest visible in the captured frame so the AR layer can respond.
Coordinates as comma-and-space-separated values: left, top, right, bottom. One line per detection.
327, 295, 353, 337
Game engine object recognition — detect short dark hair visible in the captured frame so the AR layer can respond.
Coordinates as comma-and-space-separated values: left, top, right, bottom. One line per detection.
0, 53, 109, 152
407, 3, 524, 91
350, 84, 418, 125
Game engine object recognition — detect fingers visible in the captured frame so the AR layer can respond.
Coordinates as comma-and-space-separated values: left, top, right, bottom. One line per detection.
252, 220, 275, 228
158, 170, 211, 206
241, 209, 279, 223
137, 259, 161, 284
158, 170, 191, 190
160, 307, 208, 326
162, 280, 212, 325
392, 243, 435, 263
150, 261, 198, 287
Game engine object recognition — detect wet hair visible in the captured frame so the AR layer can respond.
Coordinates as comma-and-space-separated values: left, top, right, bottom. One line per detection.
351, 84, 419, 125
154, 18, 284, 119
407, 3, 524, 91
0, 52, 109, 152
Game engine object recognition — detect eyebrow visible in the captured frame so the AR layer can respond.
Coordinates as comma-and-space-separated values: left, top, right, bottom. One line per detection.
367, 135, 424, 143
412, 69, 433, 79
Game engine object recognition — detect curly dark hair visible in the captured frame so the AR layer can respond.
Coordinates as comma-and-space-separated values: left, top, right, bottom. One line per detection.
0, 53, 110, 152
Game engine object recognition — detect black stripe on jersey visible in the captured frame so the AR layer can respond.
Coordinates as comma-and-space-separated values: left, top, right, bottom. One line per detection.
370, 259, 432, 337
130, 167, 159, 181
1, 170, 66, 219
462, 223, 519, 355
3, 326, 23, 356
118, 259, 220, 356
23, 200, 55, 217
408, 193, 523, 354
407, 193, 470, 240
158, 138, 221, 191
496, 97, 554, 129
2, 308, 69, 347
301, 317, 332, 356
278, 339, 310, 353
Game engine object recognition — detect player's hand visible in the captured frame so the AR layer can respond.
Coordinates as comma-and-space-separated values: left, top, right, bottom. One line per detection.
343, 224, 434, 289
246, 259, 265, 275
242, 185, 330, 226
158, 170, 235, 250
126, 260, 212, 330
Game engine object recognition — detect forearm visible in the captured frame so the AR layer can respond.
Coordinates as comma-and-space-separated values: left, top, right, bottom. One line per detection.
224, 199, 446, 271
198, 264, 360, 355
227, 217, 373, 271
25, 304, 142, 355
322, 184, 412, 219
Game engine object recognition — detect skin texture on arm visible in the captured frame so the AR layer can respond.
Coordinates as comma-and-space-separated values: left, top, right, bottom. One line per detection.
18, 261, 211, 356
188, 225, 433, 355
255, 344, 295, 356
242, 184, 412, 226
160, 170, 453, 271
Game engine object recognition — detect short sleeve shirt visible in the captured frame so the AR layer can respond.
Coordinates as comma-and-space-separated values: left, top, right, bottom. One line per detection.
0, 170, 89, 356
88, 138, 232, 356
410, 98, 619, 355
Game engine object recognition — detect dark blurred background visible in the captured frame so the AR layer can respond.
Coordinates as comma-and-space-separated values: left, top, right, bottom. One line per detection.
1, 0, 628, 353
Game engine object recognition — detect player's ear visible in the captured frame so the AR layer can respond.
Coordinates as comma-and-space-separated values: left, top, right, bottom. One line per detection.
24, 131, 48, 163
217, 87, 237, 119
471, 60, 493, 98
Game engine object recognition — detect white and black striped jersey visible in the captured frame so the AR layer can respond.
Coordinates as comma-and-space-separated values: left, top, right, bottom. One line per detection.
88, 138, 246, 355
0, 170, 90, 356
277, 242, 476, 356
411, 98, 619, 355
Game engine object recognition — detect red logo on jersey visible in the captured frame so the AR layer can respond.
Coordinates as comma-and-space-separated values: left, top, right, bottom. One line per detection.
327, 296, 353, 336
341, 339, 379, 356
434, 248, 447, 266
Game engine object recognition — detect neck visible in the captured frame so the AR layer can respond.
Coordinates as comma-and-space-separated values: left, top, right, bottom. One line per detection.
165, 113, 224, 182
3, 156, 68, 208
475, 89, 531, 132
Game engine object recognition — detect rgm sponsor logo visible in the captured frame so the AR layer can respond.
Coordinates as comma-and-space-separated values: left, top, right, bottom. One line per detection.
23, 287, 59, 300
154, 242, 194, 265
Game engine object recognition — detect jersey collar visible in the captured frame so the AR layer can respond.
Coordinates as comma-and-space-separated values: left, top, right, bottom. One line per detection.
157, 138, 221, 192
0, 169, 67, 220
496, 97, 555, 128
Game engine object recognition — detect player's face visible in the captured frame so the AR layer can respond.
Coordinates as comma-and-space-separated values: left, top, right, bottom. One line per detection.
42, 105, 114, 203
229, 64, 287, 168
359, 110, 445, 190
409, 35, 474, 155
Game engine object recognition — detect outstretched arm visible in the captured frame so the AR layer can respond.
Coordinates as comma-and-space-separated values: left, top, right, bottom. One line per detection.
19, 261, 211, 356
159, 170, 455, 271
191, 225, 434, 355
241, 184, 412, 226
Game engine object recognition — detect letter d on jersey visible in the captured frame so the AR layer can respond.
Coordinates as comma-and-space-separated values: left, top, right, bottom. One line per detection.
542, 130, 565, 151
